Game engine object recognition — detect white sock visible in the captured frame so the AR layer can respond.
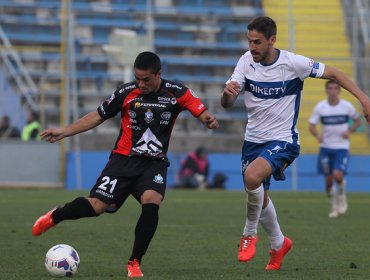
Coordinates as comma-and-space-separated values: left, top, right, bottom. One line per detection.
337, 180, 346, 195
329, 185, 338, 211
242, 185, 263, 236
337, 180, 348, 213
259, 198, 284, 250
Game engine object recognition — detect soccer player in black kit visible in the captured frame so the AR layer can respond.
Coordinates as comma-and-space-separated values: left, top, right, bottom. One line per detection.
32, 51, 219, 278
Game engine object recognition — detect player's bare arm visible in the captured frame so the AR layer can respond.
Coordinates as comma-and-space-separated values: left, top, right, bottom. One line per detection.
40, 111, 104, 143
308, 123, 323, 143
198, 110, 219, 129
221, 81, 240, 108
321, 65, 370, 122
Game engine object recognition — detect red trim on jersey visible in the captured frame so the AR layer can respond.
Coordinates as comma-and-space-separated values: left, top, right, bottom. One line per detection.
112, 90, 141, 155
176, 89, 206, 117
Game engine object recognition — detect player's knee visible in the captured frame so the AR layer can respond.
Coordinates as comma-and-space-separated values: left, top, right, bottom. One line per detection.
332, 171, 344, 183
141, 190, 163, 205
87, 197, 109, 215
244, 172, 262, 190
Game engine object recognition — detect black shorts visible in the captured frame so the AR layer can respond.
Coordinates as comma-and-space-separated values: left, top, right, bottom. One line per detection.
90, 154, 168, 212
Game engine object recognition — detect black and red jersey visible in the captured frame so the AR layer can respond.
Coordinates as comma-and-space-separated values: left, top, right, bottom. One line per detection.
97, 79, 206, 160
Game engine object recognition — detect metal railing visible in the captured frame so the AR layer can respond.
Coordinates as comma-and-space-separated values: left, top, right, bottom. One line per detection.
0, 25, 38, 111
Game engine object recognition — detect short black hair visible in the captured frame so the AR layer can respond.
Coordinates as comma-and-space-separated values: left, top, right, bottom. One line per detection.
325, 80, 339, 89
248, 16, 277, 39
134, 51, 161, 74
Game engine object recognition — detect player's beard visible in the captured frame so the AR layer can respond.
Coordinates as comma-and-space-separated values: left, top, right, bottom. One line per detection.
251, 51, 268, 63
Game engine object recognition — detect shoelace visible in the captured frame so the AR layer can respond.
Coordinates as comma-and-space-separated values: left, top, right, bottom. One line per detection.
128, 260, 142, 274
239, 238, 252, 251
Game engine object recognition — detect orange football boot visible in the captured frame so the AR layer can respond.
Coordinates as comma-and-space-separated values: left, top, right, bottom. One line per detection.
266, 236, 292, 270
32, 208, 56, 236
238, 235, 258, 262
127, 259, 143, 278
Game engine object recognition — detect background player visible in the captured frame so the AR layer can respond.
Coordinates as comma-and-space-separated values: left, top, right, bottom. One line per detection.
221, 16, 370, 270
309, 80, 361, 218
32, 51, 219, 278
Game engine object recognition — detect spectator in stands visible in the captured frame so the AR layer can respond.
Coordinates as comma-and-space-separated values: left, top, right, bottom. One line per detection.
221, 16, 370, 271
21, 111, 41, 141
32, 51, 219, 278
309, 80, 361, 218
0, 115, 20, 139
176, 146, 209, 189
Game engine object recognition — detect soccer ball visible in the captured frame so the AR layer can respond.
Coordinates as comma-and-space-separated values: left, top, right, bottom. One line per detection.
44, 244, 80, 277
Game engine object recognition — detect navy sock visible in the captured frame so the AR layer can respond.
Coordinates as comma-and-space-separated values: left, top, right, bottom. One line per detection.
129, 203, 159, 263
52, 197, 98, 224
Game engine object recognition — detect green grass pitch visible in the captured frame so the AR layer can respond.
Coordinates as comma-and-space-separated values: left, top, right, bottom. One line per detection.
1, 189, 369, 279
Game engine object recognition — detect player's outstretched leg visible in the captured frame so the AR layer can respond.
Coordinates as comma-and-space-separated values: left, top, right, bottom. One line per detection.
127, 259, 144, 278
32, 197, 99, 236
265, 236, 292, 270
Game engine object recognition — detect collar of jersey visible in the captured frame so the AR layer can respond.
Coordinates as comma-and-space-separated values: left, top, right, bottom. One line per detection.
260, 48, 281, 67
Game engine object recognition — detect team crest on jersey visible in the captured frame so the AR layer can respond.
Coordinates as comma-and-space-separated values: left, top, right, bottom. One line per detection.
153, 174, 164, 184
144, 109, 154, 123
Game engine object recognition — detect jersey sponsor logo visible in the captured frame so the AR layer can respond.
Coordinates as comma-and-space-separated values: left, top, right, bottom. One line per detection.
246, 78, 302, 99
132, 128, 163, 156
96, 189, 114, 198
124, 84, 136, 91
99, 104, 106, 115
165, 82, 182, 90
144, 109, 154, 123
158, 96, 171, 103
321, 115, 349, 125
158, 96, 177, 104
198, 104, 205, 110
249, 64, 256, 71
129, 118, 137, 124
161, 112, 171, 120
107, 93, 115, 105
135, 102, 166, 108
153, 173, 164, 184
128, 110, 136, 118
128, 97, 143, 103
250, 83, 287, 96
126, 124, 141, 130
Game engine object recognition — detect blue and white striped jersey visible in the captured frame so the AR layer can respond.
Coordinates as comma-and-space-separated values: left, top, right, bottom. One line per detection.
309, 99, 358, 149
226, 49, 325, 144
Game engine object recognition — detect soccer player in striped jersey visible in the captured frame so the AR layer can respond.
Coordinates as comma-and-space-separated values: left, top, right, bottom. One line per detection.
221, 16, 370, 270
309, 80, 361, 218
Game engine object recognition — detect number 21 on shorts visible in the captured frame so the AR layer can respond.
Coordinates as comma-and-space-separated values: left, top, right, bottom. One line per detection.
97, 176, 117, 194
